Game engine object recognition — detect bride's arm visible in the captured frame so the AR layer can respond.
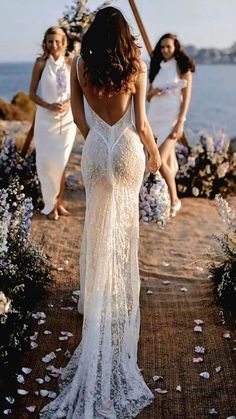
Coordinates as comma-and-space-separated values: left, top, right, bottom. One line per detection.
134, 61, 162, 172
70, 57, 90, 139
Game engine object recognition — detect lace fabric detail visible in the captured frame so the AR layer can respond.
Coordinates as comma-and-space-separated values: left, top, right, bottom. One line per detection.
40, 103, 154, 418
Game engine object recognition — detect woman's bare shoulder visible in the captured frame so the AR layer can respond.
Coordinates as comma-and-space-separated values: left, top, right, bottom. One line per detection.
34, 57, 47, 69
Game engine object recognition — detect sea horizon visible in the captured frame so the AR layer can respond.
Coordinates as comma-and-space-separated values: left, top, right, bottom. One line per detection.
1, 62, 236, 139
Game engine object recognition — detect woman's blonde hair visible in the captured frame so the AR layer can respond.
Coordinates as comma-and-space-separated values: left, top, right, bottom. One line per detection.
41, 26, 68, 58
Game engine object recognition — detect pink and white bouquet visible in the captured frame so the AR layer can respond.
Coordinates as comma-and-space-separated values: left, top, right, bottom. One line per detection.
139, 172, 170, 227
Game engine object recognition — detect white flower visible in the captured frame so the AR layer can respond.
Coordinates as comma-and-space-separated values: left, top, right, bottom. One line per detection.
217, 162, 229, 178
0, 291, 11, 315
192, 187, 199, 197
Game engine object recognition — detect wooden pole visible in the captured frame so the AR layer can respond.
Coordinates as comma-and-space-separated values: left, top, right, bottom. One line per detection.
128, 0, 153, 57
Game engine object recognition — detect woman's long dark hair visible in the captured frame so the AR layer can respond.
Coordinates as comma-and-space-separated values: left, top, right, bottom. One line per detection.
81, 6, 141, 96
149, 33, 195, 84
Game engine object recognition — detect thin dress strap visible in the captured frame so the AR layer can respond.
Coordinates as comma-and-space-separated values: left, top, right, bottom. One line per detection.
76, 55, 81, 83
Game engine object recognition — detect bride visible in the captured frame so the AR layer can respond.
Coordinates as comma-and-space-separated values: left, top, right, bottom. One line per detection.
40, 6, 161, 418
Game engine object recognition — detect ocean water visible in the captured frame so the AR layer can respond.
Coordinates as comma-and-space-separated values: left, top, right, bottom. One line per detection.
0, 62, 236, 138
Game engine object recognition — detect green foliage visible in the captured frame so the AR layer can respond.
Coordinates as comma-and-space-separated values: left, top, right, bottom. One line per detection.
210, 195, 236, 317
59, 0, 108, 52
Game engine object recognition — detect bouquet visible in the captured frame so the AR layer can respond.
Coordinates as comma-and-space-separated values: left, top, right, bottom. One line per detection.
139, 172, 170, 227
160, 79, 187, 94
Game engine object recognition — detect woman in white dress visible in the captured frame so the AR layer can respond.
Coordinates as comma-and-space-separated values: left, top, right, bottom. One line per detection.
147, 33, 195, 216
29, 27, 76, 220
40, 7, 161, 418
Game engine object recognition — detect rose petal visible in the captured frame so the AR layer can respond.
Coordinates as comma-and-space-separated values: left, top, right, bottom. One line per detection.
31, 342, 38, 349
153, 375, 163, 382
72, 290, 80, 296
223, 332, 231, 339
215, 366, 221, 373
22, 367, 32, 375
30, 332, 38, 341
6, 397, 15, 404
44, 330, 52, 335
180, 287, 188, 292
162, 280, 171, 285
59, 336, 68, 341
193, 357, 204, 363
194, 325, 202, 333
154, 388, 168, 394
199, 371, 210, 379
146, 290, 153, 294
26, 406, 36, 413
194, 319, 204, 325
17, 374, 25, 384
176, 385, 181, 392
209, 408, 218, 416
37, 320, 45, 327
35, 378, 44, 384
44, 375, 51, 382
17, 389, 29, 395
40, 390, 49, 397
3, 410, 12, 415
48, 391, 57, 399
195, 346, 205, 354
161, 261, 170, 267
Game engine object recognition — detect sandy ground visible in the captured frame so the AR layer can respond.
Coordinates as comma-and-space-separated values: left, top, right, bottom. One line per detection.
3, 133, 236, 418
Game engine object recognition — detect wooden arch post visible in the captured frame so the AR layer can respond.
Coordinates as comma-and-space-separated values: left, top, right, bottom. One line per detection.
128, 0, 153, 57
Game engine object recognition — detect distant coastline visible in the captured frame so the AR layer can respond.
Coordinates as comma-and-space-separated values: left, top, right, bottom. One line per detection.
185, 42, 236, 64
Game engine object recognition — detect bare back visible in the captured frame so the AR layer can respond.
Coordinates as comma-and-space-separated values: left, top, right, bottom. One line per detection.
77, 58, 132, 126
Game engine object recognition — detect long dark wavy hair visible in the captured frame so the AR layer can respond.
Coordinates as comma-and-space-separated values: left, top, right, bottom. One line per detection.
149, 33, 195, 84
80, 6, 141, 96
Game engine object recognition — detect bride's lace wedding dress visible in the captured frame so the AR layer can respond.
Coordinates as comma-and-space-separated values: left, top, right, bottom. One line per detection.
40, 99, 154, 418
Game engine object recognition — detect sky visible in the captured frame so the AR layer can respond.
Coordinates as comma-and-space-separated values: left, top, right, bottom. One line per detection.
1, 0, 236, 62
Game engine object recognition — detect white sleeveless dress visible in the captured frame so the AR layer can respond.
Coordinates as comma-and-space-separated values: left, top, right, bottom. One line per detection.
40, 68, 154, 418
34, 54, 76, 214
148, 57, 184, 175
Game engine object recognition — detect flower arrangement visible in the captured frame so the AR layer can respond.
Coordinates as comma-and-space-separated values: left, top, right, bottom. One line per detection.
56, 67, 68, 134
210, 195, 236, 317
0, 180, 53, 367
160, 79, 187, 94
139, 172, 170, 227
176, 131, 236, 198
58, 0, 108, 52
0, 135, 42, 209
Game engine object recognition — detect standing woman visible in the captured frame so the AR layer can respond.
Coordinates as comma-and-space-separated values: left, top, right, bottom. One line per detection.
40, 6, 161, 418
29, 27, 76, 220
147, 33, 195, 216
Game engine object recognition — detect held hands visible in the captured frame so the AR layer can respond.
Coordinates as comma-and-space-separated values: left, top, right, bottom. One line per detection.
153, 87, 164, 97
170, 120, 184, 140
148, 150, 162, 174
48, 102, 70, 113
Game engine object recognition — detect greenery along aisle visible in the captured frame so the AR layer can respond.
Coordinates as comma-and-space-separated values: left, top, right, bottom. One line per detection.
210, 195, 236, 318
176, 131, 236, 198
0, 180, 53, 411
0, 135, 42, 209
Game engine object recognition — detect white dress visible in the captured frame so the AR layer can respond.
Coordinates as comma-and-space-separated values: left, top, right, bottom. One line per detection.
148, 57, 184, 175
40, 85, 154, 417
34, 55, 76, 214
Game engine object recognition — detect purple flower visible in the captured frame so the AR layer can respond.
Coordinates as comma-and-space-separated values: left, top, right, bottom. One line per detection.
56, 67, 67, 97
